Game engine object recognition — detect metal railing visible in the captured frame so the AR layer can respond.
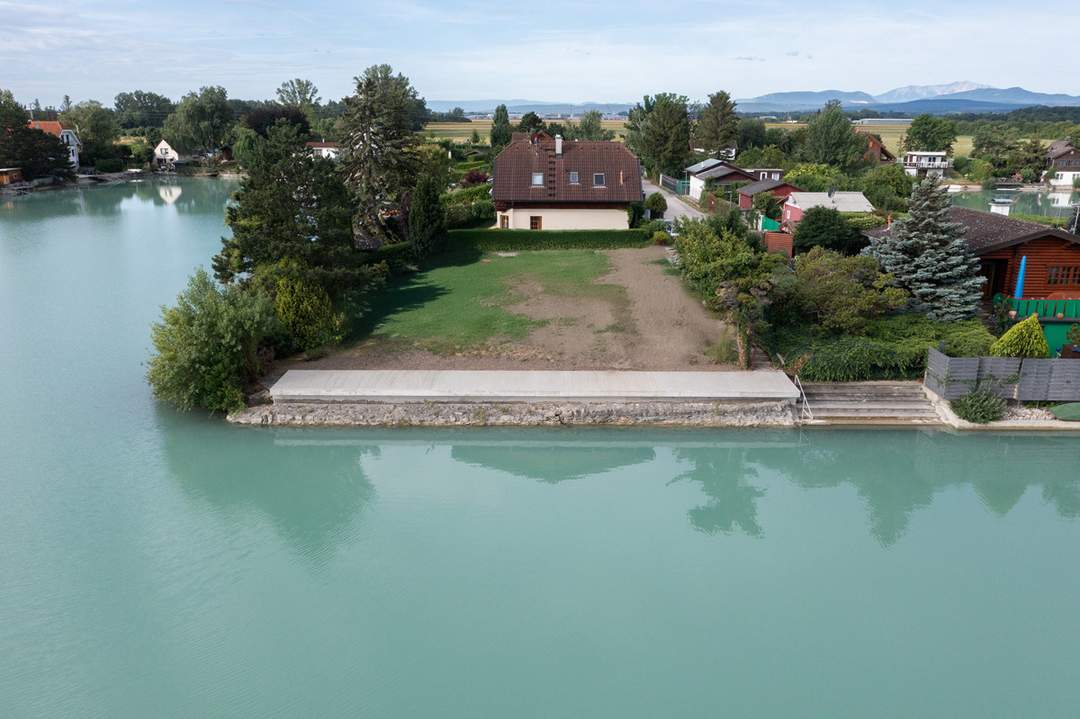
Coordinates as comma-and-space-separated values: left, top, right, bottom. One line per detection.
793, 374, 814, 422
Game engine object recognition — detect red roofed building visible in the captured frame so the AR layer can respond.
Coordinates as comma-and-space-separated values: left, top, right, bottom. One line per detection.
492, 132, 643, 230
27, 120, 81, 168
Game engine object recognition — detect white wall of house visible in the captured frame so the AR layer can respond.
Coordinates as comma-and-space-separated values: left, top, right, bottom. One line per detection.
311, 146, 339, 160
154, 140, 180, 165
1049, 170, 1080, 188
498, 207, 629, 230
59, 130, 80, 168
689, 175, 706, 201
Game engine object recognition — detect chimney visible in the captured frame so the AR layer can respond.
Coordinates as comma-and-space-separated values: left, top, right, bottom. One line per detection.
555, 134, 563, 156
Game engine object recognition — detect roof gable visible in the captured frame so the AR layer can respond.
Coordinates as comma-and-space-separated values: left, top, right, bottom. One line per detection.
738, 179, 799, 196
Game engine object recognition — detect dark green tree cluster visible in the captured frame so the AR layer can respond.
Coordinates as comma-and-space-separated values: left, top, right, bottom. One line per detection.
904, 114, 957, 153
490, 104, 512, 150
114, 91, 175, 128
626, 93, 691, 176
0, 89, 74, 180
163, 86, 234, 155
693, 91, 738, 157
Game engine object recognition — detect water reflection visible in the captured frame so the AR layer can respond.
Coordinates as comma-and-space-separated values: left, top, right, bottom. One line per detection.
160, 417, 375, 564
440, 429, 1080, 546
2, 177, 236, 221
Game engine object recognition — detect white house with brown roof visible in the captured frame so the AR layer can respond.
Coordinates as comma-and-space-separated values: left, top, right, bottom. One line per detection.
1046, 140, 1080, 188
492, 132, 643, 230
27, 120, 80, 168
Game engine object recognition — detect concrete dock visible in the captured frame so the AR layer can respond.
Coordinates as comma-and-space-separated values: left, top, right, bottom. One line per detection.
269, 369, 800, 404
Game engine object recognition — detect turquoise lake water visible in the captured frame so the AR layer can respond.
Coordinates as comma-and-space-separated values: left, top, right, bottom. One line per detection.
2, 179, 1080, 718
951, 187, 1080, 218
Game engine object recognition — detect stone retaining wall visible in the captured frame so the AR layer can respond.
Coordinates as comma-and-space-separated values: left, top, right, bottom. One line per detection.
227, 399, 797, 428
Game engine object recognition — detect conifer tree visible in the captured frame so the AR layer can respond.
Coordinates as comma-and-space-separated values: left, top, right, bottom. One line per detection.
694, 91, 738, 157
865, 176, 984, 321
408, 173, 446, 261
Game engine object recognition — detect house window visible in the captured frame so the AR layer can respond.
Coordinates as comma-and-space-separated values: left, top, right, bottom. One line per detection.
531, 172, 544, 186
529, 216, 543, 230
593, 173, 606, 187
568, 171, 579, 184
1048, 266, 1080, 285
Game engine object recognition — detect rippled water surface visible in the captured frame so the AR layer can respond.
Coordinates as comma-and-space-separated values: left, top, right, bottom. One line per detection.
2, 180, 1079, 718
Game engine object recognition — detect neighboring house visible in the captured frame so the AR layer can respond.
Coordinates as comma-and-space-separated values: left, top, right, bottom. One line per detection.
153, 140, 181, 169
782, 191, 875, 225
1046, 140, 1080, 188
26, 120, 80, 168
859, 132, 896, 164
686, 160, 758, 201
867, 207, 1080, 299
737, 179, 801, 212
305, 141, 340, 160
492, 132, 643, 230
901, 150, 952, 178
744, 167, 785, 182
0, 167, 25, 186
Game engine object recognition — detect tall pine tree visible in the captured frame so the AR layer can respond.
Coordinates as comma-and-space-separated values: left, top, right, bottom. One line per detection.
865, 176, 984, 321
490, 104, 511, 150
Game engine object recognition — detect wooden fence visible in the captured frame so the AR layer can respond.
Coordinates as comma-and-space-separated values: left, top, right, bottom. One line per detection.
924, 348, 1080, 401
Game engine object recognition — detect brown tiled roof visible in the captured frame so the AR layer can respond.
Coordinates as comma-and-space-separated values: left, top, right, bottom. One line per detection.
737, 179, 799, 197
493, 133, 643, 204
866, 206, 1079, 255
305, 141, 339, 148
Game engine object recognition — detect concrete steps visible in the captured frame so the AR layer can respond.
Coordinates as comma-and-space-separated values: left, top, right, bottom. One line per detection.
798, 381, 942, 425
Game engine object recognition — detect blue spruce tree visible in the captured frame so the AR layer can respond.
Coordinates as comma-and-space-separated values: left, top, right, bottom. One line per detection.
865, 176, 983, 321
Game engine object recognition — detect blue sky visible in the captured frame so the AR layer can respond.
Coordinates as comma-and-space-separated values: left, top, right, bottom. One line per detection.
2, 0, 1078, 106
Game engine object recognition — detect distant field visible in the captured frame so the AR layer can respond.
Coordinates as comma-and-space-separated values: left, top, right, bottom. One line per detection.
765, 122, 976, 158
423, 119, 628, 143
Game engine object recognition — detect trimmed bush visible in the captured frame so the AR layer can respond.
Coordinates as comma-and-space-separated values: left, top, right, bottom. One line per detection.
273, 277, 345, 353
644, 191, 668, 218
1050, 403, 1080, 421
651, 230, 670, 245
448, 228, 650, 251
951, 388, 1006, 424
989, 313, 1049, 358
94, 158, 125, 173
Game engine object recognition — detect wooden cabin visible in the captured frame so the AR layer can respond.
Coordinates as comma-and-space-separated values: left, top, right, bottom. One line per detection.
0, 167, 24, 186
869, 207, 1080, 299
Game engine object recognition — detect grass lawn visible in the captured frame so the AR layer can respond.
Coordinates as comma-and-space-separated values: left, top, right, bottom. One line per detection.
357, 249, 623, 353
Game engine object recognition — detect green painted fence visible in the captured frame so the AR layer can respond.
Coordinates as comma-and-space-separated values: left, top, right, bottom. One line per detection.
1008, 299, 1080, 355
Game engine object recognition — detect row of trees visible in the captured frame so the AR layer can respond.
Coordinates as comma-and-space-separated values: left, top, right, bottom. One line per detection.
149, 64, 453, 413
488, 106, 615, 151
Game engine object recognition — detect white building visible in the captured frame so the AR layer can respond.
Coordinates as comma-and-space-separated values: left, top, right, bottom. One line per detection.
901, 151, 952, 178
153, 140, 181, 169
305, 141, 341, 160
1046, 140, 1080, 189
27, 120, 81, 169
782, 191, 875, 225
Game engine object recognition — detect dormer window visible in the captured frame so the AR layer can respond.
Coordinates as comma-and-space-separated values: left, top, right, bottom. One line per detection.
531, 172, 544, 187
568, 171, 580, 184
593, 173, 606, 187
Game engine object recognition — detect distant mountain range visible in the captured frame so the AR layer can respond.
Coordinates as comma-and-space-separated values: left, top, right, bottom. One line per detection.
736, 83, 1080, 114
429, 83, 1080, 117
426, 99, 633, 115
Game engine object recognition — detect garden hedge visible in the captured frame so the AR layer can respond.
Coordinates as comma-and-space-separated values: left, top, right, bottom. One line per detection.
448, 228, 651, 251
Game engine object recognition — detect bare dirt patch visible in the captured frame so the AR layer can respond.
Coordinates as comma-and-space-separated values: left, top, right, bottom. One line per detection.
282, 246, 733, 373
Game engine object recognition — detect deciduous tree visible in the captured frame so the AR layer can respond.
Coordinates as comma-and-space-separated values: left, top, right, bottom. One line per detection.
904, 114, 957, 153
800, 100, 866, 170
276, 78, 321, 114
113, 90, 175, 128
163, 86, 234, 155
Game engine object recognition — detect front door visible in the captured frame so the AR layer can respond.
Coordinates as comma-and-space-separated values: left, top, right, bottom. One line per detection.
980, 259, 1009, 299
499, 214, 509, 229
529, 216, 542, 230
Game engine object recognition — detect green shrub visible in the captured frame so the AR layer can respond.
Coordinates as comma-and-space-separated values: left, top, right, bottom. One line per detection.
147, 269, 277, 413
989, 313, 1049, 358
793, 206, 867, 255
1065, 323, 1080, 346
779, 247, 908, 333
651, 230, 670, 245
95, 158, 124, 173
951, 388, 1006, 424
448, 228, 650, 251
443, 184, 491, 205
644, 191, 668, 218
842, 212, 887, 230
444, 199, 495, 229
409, 174, 447, 260
273, 277, 345, 353
765, 314, 996, 381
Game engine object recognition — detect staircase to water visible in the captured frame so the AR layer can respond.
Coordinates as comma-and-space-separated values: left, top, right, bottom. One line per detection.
798, 381, 942, 426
